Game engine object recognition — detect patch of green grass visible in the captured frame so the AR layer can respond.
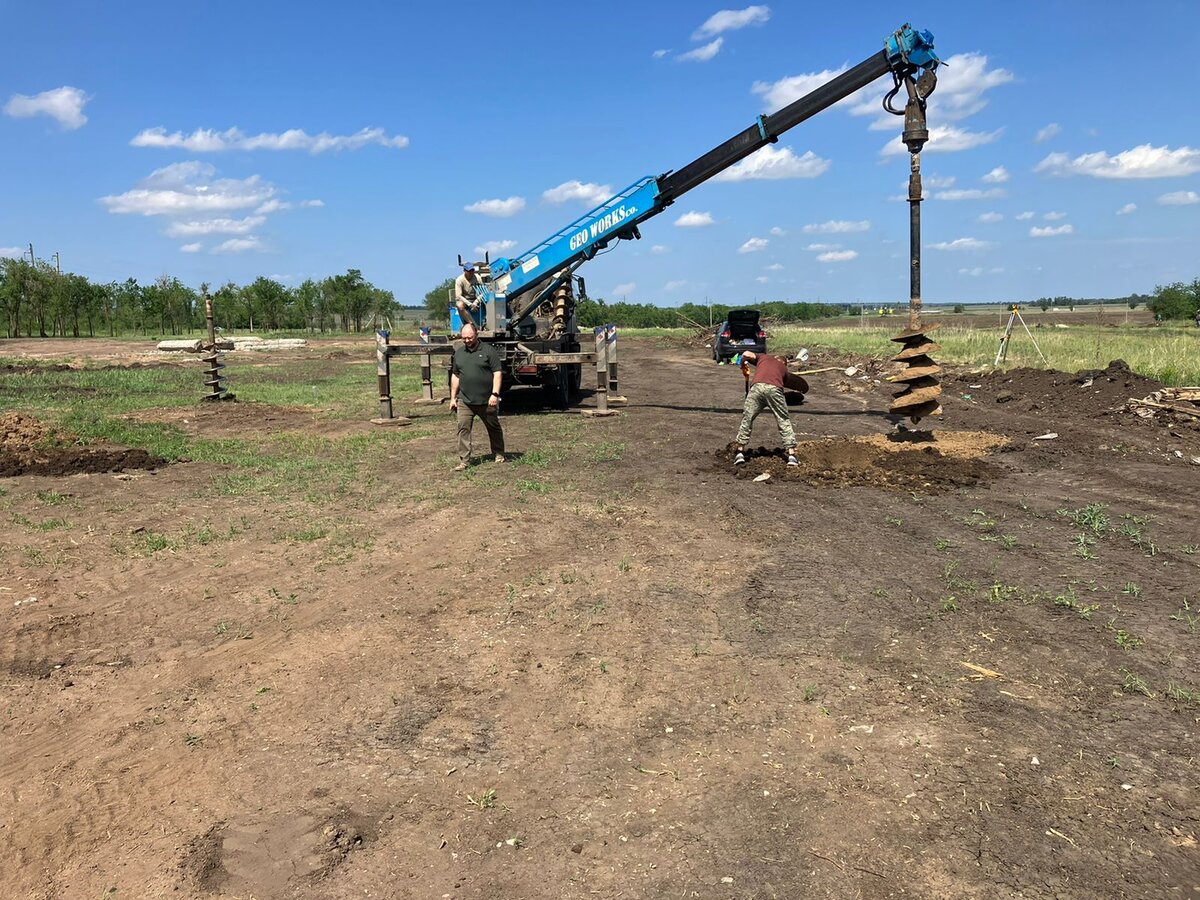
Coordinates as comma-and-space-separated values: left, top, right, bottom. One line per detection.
1165, 682, 1200, 705
141, 531, 178, 554
590, 441, 625, 462
1121, 582, 1142, 598
934, 538, 954, 552
285, 525, 329, 542
35, 490, 70, 506
940, 596, 960, 613
515, 478, 551, 497
1113, 629, 1143, 650
466, 788, 497, 809
1057, 503, 1110, 535
1119, 668, 1152, 698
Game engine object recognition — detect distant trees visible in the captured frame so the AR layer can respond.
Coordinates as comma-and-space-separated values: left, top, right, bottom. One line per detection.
0, 260, 399, 337
574, 297, 842, 328
423, 277, 454, 323
1147, 279, 1200, 321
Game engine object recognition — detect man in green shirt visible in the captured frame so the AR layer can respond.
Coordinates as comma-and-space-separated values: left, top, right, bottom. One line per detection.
449, 322, 505, 471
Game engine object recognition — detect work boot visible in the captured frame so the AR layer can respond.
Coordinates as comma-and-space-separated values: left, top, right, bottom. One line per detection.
733, 450, 746, 465
787, 452, 799, 467
454, 460, 468, 472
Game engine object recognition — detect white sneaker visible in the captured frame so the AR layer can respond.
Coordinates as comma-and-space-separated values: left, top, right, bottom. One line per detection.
787, 453, 799, 467
734, 451, 746, 465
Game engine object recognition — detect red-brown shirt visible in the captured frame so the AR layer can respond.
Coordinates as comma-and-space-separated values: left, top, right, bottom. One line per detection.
750, 354, 787, 388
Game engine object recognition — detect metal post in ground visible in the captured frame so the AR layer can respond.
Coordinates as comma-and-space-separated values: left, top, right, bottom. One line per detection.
370, 330, 411, 426
606, 323, 627, 404
582, 326, 616, 417
412, 326, 442, 404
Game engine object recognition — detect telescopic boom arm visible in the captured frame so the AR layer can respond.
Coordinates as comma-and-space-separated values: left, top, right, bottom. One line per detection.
487, 25, 939, 316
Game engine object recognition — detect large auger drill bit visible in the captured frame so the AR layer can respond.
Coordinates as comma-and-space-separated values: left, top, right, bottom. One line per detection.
200, 289, 234, 402
886, 63, 941, 423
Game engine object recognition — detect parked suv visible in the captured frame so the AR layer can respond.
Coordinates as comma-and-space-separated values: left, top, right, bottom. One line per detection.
713, 309, 766, 362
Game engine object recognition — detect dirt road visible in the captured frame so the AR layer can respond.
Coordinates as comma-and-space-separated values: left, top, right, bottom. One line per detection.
2, 339, 1198, 898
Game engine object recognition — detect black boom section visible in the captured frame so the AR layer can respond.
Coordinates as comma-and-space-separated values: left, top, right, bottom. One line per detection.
657, 50, 891, 204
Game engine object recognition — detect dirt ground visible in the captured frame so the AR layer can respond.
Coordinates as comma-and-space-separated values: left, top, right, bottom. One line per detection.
2, 337, 1198, 899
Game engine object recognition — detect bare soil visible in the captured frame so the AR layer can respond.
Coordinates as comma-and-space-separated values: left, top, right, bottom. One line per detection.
0, 412, 165, 477
2, 338, 1198, 899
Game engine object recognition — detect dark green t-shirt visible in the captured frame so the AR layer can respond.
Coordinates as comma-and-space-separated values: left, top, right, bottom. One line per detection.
451, 341, 502, 405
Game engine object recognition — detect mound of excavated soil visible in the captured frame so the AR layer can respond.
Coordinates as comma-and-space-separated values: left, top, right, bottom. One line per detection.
945, 359, 1161, 419
719, 429, 1008, 491
0, 412, 165, 477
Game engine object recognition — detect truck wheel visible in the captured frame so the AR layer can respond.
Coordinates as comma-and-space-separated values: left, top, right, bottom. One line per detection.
543, 369, 570, 409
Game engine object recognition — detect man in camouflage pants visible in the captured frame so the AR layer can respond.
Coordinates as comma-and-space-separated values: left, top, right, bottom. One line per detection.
732, 351, 798, 467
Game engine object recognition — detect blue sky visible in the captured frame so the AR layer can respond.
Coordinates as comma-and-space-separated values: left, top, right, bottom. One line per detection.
3, 0, 1199, 306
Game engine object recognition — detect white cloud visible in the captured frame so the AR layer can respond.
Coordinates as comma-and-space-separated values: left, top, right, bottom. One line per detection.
652, 49, 670, 59
612, 282, 636, 296
475, 239, 518, 255
959, 267, 984, 276
664, 279, 687, 291
766, 263, 784, 271
1015, 211, 1035, 221
651, 244, 669, 254
753, 67, 850, 111
759, 52, 1010, 132
675, 211, 714, 227
977, 211, 1003, 223
679, 37, 724, 62
925, 174, 957, 189
739, 237, 769, 253
300, 199, 324, 208
464, 196, 525, 217
212, 236, 264, 254
931, 237, 994, 251
920, 53, 1014, 122
100, 161, 276, 216
1034, 123, 1062, 143
1036, 144, 1200, 179
131, 125, 409, 153
990, 267, 1005, 274
1030, 224, 1074, 237
693, 5, 770, 40
981, 166, 1009, 183
1116, 202, 1137, 215
167, 215, 265, 237
934, 188, 1006, 200
817, 250, 857, 262
179, 242, 203, 253
1043, 211, 1067, 221
882, 124, 1003, 156
712, 145, 829, 181
803, 219, 869, 234
255, 199, 291, 214
542, 180, 613, 205
1158, 190, 1200, 206
1, 246, 27, 258
769, 226, 786, 236
755, 276, 770, 283
4, 86, 89, 129
805, 243, 840, 251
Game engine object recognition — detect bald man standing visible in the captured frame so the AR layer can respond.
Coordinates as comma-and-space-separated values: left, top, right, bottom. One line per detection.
449, 322, 505, 471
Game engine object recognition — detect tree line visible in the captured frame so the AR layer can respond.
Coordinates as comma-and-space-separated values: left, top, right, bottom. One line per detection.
0, 257, 398, 338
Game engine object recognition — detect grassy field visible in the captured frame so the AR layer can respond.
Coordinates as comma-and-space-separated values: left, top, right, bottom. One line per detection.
0, 356, 424, 502
623, 322, 1200, 386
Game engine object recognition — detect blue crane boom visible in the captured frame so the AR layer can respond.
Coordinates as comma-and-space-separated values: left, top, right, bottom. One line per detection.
478, 24, 940, 325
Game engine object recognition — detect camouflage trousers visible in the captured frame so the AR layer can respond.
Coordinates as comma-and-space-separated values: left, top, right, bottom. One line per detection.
735, 383, 796, 448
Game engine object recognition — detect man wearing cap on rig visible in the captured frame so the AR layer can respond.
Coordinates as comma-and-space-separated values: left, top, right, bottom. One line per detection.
731, 350, 798, 468
454, 263, 481, 324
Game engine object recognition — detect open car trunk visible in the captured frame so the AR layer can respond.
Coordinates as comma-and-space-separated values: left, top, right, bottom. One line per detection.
726, 309, 760, 339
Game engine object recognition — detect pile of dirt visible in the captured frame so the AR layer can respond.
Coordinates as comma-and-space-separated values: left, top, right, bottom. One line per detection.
0, 412, 165, 477
719, 430, 1008, 491
945, 359, 1162, 419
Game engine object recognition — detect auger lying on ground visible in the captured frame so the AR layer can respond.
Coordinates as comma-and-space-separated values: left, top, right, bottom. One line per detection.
886, 52, 942, 422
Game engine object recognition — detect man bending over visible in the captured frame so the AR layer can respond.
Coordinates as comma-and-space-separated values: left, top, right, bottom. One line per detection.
732, 351, 798, 467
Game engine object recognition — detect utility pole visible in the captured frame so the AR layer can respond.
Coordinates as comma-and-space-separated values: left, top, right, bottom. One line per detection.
27, 243, 34, 265
53, 252, 61, 275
